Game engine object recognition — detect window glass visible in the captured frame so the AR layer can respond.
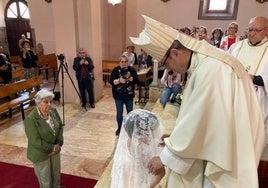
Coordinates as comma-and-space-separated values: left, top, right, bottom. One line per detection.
209, 0, 228, 11
198, 0, 239, 20
7, 2, 18, 18
19, 2, 30, 19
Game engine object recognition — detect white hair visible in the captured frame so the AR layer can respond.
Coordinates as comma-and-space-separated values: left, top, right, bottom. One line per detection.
34, 89, 54, 104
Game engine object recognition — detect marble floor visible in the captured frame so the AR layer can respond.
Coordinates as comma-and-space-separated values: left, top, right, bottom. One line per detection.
0, 78, 144, 181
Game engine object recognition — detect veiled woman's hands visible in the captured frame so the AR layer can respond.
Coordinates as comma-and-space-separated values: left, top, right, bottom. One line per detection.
148, 156, 164, 175
150, 164, 166, 188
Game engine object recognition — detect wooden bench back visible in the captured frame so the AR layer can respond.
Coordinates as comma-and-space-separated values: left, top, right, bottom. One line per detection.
10, 55, 21, 64
37, 53, 58, 68
102, 60, 139, 72
0, 76, 43, 99
10, 55, 23, 69
102, 60, 119, 72
0, 69, 24, 83
11, 69, 24, 80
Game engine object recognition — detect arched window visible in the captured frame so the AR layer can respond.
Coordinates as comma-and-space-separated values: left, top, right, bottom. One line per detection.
198, 0, 239, 20
6, 1, 30, 19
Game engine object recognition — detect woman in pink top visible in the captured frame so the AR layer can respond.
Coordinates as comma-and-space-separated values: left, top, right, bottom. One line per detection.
220, 22, 241, 51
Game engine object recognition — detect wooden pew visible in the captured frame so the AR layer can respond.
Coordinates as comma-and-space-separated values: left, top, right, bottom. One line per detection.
0, 76, 43, 120
37, 53, 58, 80
0, 69, 24, 83
9, 55, 22, 69
102, 60, 119, 86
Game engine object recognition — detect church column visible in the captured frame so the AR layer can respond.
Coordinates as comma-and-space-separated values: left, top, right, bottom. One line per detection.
151, 59, 159, 86
52, 0, 103, 103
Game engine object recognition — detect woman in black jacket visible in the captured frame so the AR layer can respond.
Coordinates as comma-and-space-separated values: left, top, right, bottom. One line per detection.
110, 55, 139, 136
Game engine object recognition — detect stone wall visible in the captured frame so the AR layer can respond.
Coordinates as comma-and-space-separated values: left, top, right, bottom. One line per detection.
0, 27, 9, 53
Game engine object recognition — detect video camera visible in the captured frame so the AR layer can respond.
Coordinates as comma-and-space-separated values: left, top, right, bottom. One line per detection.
57, 54, 65, 62
120, 67, 130, 79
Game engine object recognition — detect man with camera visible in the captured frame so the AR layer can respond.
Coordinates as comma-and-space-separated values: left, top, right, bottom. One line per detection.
110, 55, 139, 136
73, 48, 95, 108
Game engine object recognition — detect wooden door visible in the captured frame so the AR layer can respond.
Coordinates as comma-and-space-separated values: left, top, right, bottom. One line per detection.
5, 18, 31, 56
4, 0, 32, 56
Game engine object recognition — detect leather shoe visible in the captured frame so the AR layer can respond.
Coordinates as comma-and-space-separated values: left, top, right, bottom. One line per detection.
90, 104, 95, 108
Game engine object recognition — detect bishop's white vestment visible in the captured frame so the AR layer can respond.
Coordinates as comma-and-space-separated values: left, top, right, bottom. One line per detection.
160, 52, 265, 188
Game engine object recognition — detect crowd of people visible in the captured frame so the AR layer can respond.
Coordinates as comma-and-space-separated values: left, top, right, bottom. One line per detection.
179, 20, 248, 51
0, 34, 38, 85
1, 13, 267, 188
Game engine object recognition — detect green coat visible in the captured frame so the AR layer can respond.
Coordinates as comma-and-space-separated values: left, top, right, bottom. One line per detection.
24, 107, 64, 163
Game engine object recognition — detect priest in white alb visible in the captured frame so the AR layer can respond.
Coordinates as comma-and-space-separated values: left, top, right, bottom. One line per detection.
229, 16, 268, 160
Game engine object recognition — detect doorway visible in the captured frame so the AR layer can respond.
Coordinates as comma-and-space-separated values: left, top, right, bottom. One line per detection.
4, 0, 32, 56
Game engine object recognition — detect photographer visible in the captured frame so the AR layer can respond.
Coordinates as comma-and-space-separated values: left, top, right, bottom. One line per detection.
73, 48, 95, 108
0, 55, 12, 84
110, 55, 139, 136
20, 40, 39, 79
160, 67, 182, 106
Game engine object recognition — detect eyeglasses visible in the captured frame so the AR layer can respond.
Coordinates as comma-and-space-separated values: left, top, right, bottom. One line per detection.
248, 27, 267, 33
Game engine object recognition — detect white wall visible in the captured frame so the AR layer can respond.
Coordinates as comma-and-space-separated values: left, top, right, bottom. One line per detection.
131, 0, 268, 39
27, 0, 56, 54
0, 1, 5, 27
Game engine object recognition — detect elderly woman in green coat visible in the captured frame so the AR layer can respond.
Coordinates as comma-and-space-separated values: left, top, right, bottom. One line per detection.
24, 89, 64, 188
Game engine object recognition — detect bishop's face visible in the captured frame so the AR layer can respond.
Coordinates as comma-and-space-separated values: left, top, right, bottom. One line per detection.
166, 49, 190, 74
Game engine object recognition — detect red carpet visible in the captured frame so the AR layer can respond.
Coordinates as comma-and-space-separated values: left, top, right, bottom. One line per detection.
0, 161, 97, 188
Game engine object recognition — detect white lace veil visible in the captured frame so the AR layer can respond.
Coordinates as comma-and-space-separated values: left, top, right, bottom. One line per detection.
110, 109, 163, 188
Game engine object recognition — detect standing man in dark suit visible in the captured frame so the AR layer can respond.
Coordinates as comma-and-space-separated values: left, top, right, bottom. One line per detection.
73, 48, 95, 108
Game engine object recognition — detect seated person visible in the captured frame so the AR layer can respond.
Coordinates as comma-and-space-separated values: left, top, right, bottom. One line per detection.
111, 109, 165, 188
160, 68, 181, 106
0, 46, 11, 62
0, 55, 12, 84
137, 49, 152, 70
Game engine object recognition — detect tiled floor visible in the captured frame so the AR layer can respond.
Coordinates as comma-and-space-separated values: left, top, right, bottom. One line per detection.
0, 78, 143, 181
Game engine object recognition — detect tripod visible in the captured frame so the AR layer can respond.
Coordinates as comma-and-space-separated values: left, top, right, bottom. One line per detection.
53, 58, 87, 125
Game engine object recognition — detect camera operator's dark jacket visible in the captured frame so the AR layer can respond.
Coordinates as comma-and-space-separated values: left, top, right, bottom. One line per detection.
73, 56, 94, 81
110, 66, 139, 100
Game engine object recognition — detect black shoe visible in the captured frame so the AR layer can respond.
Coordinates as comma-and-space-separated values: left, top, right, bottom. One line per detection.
115, 129, 120, 136
170, 99, 175, 103
81, 103, 86, 107
90, 104, 95, 108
